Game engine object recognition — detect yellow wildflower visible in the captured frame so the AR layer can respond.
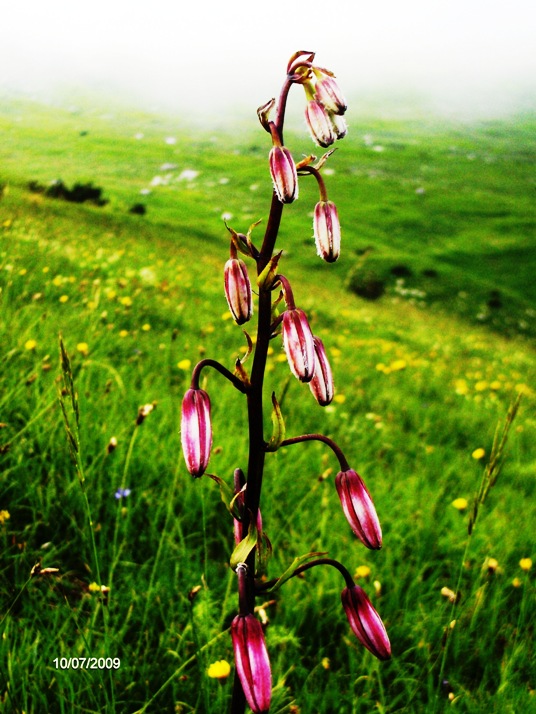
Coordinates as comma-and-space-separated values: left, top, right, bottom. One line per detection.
0, 510, 10, 525
59, 295, 69, 303
76, 342, 89, 356
452, 498, 468, 511
321, 657, 330, 670
354, 565, 371, 579
519, 558, 532, 572
454, 379, 469, 395
120, 296, 133, 307
390, 359, 407, 371
25, 339, 37, 350
142, 323, 151, 332
333, 394, 346, 404
207, 660, 231, 679
119, 330, 129, 338
472, 448, 485, 460
177, 359, 191, 371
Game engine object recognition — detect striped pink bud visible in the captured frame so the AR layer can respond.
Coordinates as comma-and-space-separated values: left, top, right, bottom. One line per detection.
314, 200, 341, 263
305, 100, 336, 148
269, 146, 298, 204
282, 308, 315, 383
180, 388, 212, 478
309, 336, 334, 406
314, 74, 347, 115
224, 258, 253, 325
335, 469, 382, 549
330, 112, 348, 141
231, 614, 272, 714
341, 584, 391, 661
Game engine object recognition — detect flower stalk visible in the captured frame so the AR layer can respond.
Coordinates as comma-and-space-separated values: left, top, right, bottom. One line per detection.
178, 52, 389, 713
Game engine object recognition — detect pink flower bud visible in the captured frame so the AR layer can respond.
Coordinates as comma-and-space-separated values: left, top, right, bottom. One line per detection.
313, 200, 341, 263
314, 74, 347, 115
269, 146, 298, 204
309, 336, 334, 406
224, 258, 253, 325
335, 469, 382, 549
305, 100, 336, 148
282, 308, 315, 383
231, 614, 272, 714
180, 388, 212, 478
341, 584, 391, 661
330, 112, 348, 141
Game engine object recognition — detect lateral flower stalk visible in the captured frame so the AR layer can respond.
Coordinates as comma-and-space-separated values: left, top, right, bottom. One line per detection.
180, 388, 212, 478
231, 613, 272, 714
341, 584, 391, 661
335, 469, 382, 549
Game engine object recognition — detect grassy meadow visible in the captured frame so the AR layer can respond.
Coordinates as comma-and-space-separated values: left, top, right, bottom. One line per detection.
0, 95, 535, 713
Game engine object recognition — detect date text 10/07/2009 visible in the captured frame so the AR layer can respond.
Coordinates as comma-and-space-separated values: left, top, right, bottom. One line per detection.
52, 657, 120, 670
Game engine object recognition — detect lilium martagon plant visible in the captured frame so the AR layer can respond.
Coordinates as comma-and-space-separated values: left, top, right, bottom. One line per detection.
180, 50, 391, 714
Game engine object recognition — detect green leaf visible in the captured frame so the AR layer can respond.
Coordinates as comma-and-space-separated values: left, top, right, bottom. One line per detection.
265, 392, 285, 452
208, 474, 242, 520
263, 552, 327, 594
230, 521, 258, 570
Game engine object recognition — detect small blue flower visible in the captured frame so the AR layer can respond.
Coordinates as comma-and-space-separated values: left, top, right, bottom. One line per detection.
115, 488, 131, 499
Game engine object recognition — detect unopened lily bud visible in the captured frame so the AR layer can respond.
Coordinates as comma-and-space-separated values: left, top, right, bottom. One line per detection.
180, 388, 212, 478
335, 469, 382, 549
330, 112, 348, 141
231, 614, 272, 714
269, 146, 298, 203
314, 200, 341, 263
305, 100, 336, 148
314, 73, 347, 115
282, 308, 315, 383
224, 258, 253, 325
309, 336, 334, 406
341, 584, 391, 660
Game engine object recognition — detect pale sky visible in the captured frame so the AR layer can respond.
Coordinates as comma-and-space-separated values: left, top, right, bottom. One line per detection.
2, 0, 535, 117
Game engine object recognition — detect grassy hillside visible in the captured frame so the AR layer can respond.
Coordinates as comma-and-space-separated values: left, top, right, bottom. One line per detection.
0, 97, 535, 714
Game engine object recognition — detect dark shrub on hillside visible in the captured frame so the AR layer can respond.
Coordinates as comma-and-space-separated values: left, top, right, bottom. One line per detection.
347, 269, 385, 300
28, 179, 108, 206
390, 264, 413, 278
129, 203, 147, 215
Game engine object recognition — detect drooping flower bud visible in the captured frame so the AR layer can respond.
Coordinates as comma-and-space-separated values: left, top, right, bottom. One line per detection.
231, 614, 272, 714
180, 388, 212, 478
224, 258, 253, 325
341, 584, 391, 661
330, 112, 348, 141
309, 336, 334, 406
282, 308, 315, 383
314, 73, 347, 115
335, 469, 382, 549
269, 146, 298, 203
313, 200, 341, 263
305, 100, 336, 148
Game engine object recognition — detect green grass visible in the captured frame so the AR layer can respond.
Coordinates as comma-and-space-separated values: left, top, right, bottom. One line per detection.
0, 96, 535, 713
